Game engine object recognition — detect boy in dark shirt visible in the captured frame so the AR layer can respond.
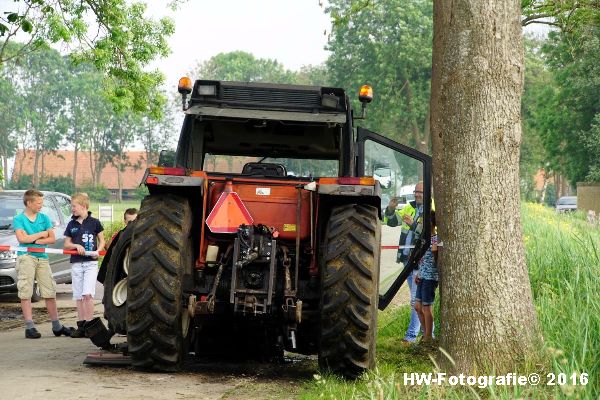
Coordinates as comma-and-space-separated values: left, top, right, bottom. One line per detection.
64, 193, 105, 338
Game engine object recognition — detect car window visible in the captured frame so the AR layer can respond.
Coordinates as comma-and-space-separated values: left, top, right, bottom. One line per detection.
0, 196, 24, 229
41, 197, 60, 226
54, 195, 72, 223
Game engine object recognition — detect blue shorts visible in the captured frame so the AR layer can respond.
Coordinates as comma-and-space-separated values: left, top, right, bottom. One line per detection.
415, 279, 438, 306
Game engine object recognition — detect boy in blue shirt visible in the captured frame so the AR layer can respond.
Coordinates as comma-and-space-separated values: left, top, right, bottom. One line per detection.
64, 193, 105, 338
13, 189, 73, 339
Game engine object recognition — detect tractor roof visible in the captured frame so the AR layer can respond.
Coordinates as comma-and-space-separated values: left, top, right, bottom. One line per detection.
182, 80, 351, 159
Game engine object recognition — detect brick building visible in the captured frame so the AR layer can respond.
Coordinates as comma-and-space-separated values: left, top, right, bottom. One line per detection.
12, 150, 148, 199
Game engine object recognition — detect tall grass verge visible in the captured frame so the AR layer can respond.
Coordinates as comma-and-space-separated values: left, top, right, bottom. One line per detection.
298, 203, 599, 399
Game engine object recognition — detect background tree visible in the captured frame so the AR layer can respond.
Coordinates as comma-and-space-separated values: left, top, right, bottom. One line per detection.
430, 0, 542, 372
294, 64, 330, 86
62, 60, 106, 188
88, 106, 116, 187
520, 37, 551, 201
0, 71, 22, 187
109, 112, 138, 202
536, 10, 600, 190
326, 0, 433, 152
521, 0, 600, 28
0, 0, 175, 116
192, 51, 297, 83
12, 47, 69, 187
139, 102, 176, 167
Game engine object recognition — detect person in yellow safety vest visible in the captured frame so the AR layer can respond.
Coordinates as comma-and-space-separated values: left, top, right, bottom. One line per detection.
382, 181, 435, 344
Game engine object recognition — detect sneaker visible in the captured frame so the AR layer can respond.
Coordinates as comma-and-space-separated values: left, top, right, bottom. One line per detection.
25, 327, 41, 339
53, 325, 75, 337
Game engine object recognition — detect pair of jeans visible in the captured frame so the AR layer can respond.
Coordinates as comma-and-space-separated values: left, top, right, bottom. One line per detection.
404, 269, 436, 342
404, 269, 421, 342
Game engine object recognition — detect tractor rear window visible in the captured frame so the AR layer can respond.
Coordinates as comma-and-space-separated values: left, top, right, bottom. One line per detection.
203, 154, 338, 178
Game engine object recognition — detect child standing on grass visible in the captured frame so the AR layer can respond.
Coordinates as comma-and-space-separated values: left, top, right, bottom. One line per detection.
64, 193, 105, 338
414, 211, 438, 343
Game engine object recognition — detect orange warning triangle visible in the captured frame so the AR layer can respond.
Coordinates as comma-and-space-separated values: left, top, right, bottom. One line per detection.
206, 191, 254, 233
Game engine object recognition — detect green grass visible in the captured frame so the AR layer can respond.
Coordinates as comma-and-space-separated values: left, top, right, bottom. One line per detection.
298, 203, 600, 399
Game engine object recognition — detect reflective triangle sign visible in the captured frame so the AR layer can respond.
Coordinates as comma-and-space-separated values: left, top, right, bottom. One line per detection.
206, 191, 254, 233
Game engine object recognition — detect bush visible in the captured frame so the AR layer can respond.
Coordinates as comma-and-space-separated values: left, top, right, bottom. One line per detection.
40, 175, 75, 194
133, 185, 149, 200
7, 174, 33, 189
78, 183, 111, 202
544, 183, 556, 207
7, 174, 75, 194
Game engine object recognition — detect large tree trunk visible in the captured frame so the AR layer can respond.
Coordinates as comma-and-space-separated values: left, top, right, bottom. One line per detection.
430, 0, 541, 373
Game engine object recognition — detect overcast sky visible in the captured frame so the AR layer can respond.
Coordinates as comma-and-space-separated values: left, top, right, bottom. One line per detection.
146, 0, 332, 88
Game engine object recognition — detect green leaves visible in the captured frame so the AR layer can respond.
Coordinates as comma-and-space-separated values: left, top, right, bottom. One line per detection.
525, 8, 600, 184
192, 51, 298, 84
20, 19, 32, 32
0, 1, 175, 118
326, 0, 433, 150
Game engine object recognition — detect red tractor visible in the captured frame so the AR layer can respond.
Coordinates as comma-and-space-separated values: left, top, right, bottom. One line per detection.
101, 79, 432, 378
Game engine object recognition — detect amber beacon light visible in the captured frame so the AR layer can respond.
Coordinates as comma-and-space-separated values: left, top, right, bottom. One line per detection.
178, 76, 193, 94
359, 85, 373, 103
178, 76, 193, 111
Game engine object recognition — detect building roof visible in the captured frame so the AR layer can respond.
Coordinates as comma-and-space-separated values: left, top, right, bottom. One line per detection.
12, 150, 148, 190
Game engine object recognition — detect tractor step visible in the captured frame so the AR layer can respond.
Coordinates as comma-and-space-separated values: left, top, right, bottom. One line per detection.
83, 342, 130, 366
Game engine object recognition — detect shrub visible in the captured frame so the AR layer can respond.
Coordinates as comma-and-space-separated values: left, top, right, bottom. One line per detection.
78, 183, 111, 202
8, 174, 75, 194
40, 175, 75, 194
133, 185, 149, 200
7, 174, 33, 189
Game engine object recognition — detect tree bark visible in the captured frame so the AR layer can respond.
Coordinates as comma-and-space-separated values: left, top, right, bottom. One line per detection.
88, 148, 96, 186
17, 147, 25, 182
2, 152, 7, 188
116, 155, 123, 203
73, 143, 79, 189
431, 0, 542, 373
41, 151, 45, 184
33, 148, 40, 187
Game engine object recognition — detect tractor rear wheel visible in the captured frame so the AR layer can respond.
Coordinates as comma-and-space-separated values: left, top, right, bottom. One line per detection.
102, 223, 134, 335
127, 194, 193, 371
318, 204, 380, 378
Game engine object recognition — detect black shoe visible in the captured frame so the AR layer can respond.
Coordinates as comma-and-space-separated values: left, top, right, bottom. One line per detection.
53, 325, 75, 337
71, 320, 87, 338
25, 327, 41, 339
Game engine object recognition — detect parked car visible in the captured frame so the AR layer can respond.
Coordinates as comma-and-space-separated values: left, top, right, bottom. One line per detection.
555, 196, 577, 212
0, 190, 73, 301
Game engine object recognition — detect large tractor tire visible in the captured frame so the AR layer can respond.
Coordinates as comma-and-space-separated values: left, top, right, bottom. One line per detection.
126, 194, 193, 371
318, 204, 381, 379
102, 223, 134, 335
